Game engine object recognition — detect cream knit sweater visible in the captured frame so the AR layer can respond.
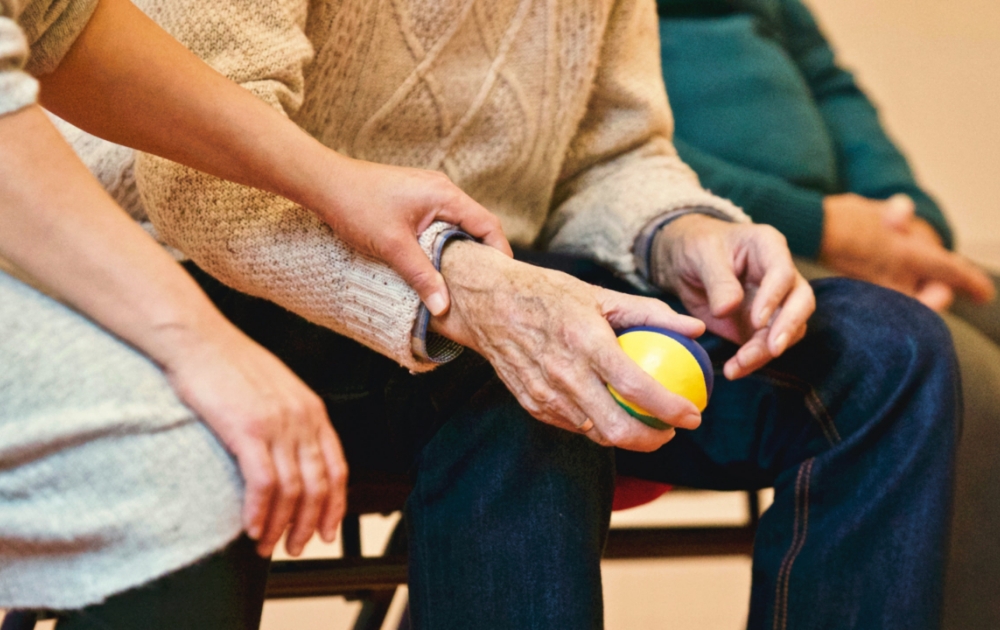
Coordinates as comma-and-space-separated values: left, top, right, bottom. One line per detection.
67, 0, 746, 372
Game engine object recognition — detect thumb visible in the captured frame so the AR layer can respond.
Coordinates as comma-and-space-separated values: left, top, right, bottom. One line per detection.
384, 238, 451, 316
882, 194, 916, 231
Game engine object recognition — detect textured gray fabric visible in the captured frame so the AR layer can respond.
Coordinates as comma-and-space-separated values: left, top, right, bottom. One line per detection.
0, 270, 244, 609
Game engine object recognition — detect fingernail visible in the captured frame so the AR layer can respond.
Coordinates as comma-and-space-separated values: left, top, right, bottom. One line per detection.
774, 332, 789, 355
426, 291, 447, 316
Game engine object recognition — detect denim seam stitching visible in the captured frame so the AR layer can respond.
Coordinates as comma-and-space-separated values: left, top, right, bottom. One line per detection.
774, 458, 814, 630
759, 368, 843, 445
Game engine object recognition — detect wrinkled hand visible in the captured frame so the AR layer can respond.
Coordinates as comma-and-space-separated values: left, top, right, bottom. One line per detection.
315, 158, 512, 316
158, 321, 347, 558
651, 215, 816, 380
821, 193, 995, 311
430, 241, 706, 452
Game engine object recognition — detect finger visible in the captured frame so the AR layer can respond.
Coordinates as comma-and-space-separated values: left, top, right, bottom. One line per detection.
765, 275, 815, 357
594, 343, 701, 432
284, 442, 328, 557
381, 234, 452, 316
599, 290, 705, 338
915, 281, 955, 312
318, 427, 348, 542
437, 193, 514, 258
911, 247, 996, 303
257, 442, 303, 557
505, 366, 588, 434
694, 240, 745, 318
578, 367, 682, 452
881, 194, 916, 231
723, 327, 772, 380
235, 439, 278, 544
749, 262, 797, 331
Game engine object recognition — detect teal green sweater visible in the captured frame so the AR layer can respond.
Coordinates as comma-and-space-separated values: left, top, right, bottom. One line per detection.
657, 0, 953, 257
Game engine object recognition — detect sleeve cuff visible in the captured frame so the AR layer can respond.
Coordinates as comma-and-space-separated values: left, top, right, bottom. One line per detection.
22, 0, 99, 76
410, 228, 471, 366
632, 206, 737, 283
0, 68, 38, 117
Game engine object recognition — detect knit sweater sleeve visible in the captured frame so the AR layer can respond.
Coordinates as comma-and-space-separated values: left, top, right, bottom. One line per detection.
777, 0, 954, 249
131, 0, 453, 372
0, 2, 37, 117
1, 0, 97, 117
541, 0, 747, 288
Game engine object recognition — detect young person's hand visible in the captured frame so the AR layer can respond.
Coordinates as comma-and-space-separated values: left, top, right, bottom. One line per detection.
651, 215, 816, 380
311, 159, 512, 316
1, 107, 347, 559
821, 194, 994, 311
153, 319, 348, 559
39, 0, 511, 320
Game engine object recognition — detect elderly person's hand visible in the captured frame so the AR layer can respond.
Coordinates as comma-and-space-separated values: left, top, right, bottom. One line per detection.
430, 241, 706, 452
650, 215, 816, 380
821, 193, 995, 312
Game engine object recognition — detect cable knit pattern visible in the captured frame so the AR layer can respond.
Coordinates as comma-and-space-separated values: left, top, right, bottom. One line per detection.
68, 0, 747, 371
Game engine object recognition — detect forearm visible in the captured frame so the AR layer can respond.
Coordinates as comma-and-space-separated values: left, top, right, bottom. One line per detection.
0, 105, 230, 367
136, 151, 453, 372
37, 0, 343, 220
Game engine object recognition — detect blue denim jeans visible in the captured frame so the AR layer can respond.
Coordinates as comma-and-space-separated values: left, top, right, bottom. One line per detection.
183, 257, 959, 630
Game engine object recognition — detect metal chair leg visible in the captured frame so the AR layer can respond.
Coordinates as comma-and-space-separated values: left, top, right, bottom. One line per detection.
351, 517, 409, 630
0, 610, 37, 630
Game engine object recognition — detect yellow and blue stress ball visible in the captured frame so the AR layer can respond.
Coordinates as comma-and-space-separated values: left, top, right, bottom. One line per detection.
608, 326, 714, 430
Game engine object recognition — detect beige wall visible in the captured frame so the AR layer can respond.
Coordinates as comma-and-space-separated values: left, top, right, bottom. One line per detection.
805, 0, 1000, 269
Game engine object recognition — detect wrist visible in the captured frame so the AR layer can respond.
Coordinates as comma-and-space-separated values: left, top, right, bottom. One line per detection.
427, 239, 480, 344
139, 301, 242, 373
428, 239, 519, 352
650, 213, 725, 288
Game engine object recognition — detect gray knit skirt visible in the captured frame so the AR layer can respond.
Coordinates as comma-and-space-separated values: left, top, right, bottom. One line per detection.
0, 271, 244, 609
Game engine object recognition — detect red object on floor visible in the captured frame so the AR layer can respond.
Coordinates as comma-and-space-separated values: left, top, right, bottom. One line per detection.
612, 476, 672, 511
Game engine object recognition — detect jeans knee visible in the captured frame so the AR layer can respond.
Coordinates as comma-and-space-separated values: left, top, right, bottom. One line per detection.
805, 279, 960, 446
412, 377, 615, 523
810, 278, 956, 380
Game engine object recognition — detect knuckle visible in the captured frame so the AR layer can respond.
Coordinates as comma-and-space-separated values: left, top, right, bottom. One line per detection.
282, 476, 303, 499
524, 377, 555, 405
307, 476, 329, 499
758, 224, 785, 243
330, 465, 348, 489
242, 413, 272, 438
308, 396, 329, 422
610, 374, 643, 403
603, 423, 629, 446
378, 231, 411, 256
